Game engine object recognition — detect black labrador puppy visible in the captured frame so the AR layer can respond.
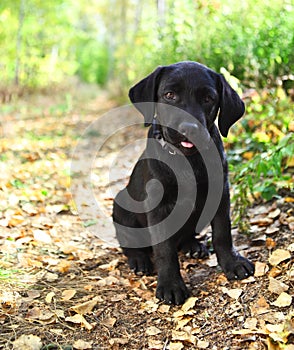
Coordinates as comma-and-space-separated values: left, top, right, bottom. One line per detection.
113, 61, 254, 305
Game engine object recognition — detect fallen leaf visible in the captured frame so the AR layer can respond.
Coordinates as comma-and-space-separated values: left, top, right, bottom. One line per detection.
254, 262, 269, 277
250, 216, 273, 226
65, 314, 93, 330
197, 340, 210, 349
285, 346, 294, 350
61, 289, 77, 301
26, 307, 41, 320
169, 342, 184, 350
22, 203, 38, 215
70, 296, 100, 315
141, 300, 159, 313
222, 287, 243, 300
266, 323, 284, 333
12, 334, 42, 350
272, 292, 292, 307
266, 237, 276, 250
175, 317, 193, 330
8, 215, 25, 227
268, 277, 289, 295
251, 296, 269, 315
148, 339, 162, 349
181, 297, 198, 312
73, 339, 92, 349
33, 229, 52, 243
244, 317, 258, 329
102, 317, 116, 327
265, 226, 279, 235
57, 260, 72, 273
268, 249, 291, 266
44, 272, 59, 282
45, 292, 55, 304
146, 326, 161, 336
263, 311, 285, 324
157, 304, 170, 313
241, 276, 255, 283
98, 259, 119, 270
268, 266, 283, 278
172, 330, 196, 345
268, 209, 281, 219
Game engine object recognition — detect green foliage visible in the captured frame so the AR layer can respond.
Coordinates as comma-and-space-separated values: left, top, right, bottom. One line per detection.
76, 40, 110, 86
228, 90, 294, 230
0, 0, 293, 90
110, 0, 293, 92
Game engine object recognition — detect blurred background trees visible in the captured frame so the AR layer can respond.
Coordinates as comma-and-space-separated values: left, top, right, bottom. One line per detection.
0, 0, 293, 93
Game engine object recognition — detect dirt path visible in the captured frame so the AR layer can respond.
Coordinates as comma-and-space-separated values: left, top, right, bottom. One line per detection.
0, 91, 293, 350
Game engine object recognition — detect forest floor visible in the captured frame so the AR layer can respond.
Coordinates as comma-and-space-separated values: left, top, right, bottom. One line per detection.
0, 87, 293, 350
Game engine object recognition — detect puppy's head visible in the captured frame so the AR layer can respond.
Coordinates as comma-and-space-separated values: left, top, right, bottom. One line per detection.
129, 61, 245, 154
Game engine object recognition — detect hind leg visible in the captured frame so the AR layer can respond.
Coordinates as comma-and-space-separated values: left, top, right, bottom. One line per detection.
180, 235, 209, 259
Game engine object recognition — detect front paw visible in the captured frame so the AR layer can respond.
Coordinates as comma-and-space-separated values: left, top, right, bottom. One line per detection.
156, 277, 190, 305
220, 254, 255, 280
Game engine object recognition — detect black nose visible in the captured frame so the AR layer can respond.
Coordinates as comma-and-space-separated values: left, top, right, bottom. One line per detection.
178, 122, 198, 136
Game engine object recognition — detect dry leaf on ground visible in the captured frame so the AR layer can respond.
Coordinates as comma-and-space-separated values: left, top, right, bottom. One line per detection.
12, 334, 42, 350
269, 249, 291, 266
272, 292, 292, 307
268, 277, 289, 294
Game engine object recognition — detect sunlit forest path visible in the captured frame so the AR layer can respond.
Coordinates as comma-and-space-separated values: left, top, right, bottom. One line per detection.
0, 87, 293, 349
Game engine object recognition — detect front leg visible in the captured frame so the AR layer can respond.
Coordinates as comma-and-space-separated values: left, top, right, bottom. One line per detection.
153, 240, 190, 305
148, 210, 190, 305
211, 183, 255, 280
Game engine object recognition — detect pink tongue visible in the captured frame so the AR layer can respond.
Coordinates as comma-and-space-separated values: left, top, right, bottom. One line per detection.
181, 141, 194, 148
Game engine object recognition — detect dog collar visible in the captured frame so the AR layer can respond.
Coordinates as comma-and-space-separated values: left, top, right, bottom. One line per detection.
152, 116, 180, 155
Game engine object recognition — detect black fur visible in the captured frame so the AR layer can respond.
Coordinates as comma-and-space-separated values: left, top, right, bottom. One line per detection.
113, 61, 254, 305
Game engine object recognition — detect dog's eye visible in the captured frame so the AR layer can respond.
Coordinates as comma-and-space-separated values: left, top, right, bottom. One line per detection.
164, 92, 176, 100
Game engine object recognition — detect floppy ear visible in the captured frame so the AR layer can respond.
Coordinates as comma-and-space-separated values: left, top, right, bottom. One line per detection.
129, 66, 163, 126
217, 74, 245, 137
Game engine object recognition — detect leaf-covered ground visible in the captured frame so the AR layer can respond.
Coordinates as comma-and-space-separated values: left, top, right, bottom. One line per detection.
0, 88, 293, 350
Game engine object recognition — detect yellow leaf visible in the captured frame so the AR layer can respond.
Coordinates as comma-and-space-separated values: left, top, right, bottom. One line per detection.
176, 317, 193, 330
61, 289, 76, 301
254, 262, 269, 277
244, 317, 258, 329
169, 342, 184, 350
181, 297, 198, 312
243, 151, 254, 160
172, 330, 196, 344
286, 156, 294, 167
73, 339, 92, 350
65, 314, 93, 330
197, 340, 210, 349
70, 296, 100, 315
272, 292, 292, 307
269, 249, 291, 266
45, 292, 55, 304
222, 287, 243, 300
